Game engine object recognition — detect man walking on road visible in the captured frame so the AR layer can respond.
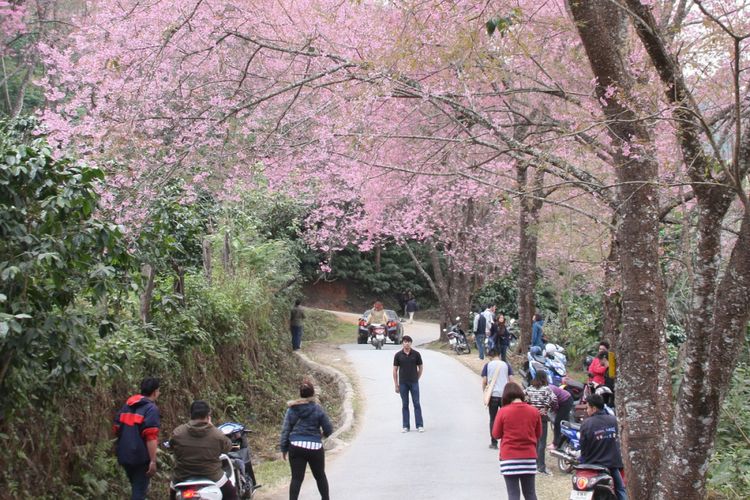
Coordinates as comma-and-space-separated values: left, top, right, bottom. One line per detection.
393, 335, 424, 432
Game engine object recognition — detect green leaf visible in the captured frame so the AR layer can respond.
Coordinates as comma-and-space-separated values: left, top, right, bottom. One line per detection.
486, 19, 496, 36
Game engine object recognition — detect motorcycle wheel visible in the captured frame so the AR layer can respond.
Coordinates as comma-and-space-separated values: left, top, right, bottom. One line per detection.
557, 441, 575, 474
462, 345, 471, 355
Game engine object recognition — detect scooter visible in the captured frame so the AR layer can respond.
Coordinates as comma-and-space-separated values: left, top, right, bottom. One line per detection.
218, 422, 258, 498
549, 420, 581, 473
445, 317, 471, 355
368, 323, 387, 350
171, 453, 240, 499
569, 464, 617, 499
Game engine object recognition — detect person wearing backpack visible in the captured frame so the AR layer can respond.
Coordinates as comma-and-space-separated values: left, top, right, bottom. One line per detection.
113, 377, 161, 500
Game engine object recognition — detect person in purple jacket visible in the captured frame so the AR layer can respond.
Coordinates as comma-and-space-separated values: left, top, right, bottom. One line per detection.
547, 382, 573, 449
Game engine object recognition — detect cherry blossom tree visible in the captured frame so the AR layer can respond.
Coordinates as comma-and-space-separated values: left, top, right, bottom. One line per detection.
39, 1, 750, 497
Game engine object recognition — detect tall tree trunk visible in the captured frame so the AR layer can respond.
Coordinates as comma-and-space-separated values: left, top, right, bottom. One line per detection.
172, 264, 185, 305
568, 2, 671, 498
374, 246, 381, 274
222, 230, 233, 275
621, 2, 750, 496
139, 264, 156, 324
516, 164, 545, 352
203, 238, 212, 285
404, 242, 472, 342
602, 224, 622, 348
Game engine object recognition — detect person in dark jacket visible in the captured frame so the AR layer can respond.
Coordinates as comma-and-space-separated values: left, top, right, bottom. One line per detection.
280, 379, 334, 500
405, 296, 418, 323
494, 314, 512, 361
531, 313, 544, 349
113, 377, 161, 500
580, 394, 627, 500
168, 400, 238, 500
290, 299, 306, 350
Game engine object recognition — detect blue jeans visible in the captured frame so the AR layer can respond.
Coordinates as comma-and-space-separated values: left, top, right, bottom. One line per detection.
399, 382, 423, 429
122, 462, 150, 500
499, 343, 508, 361
610, 468, 627, 500
291, 325, 303, 350
475, 334, 486, 359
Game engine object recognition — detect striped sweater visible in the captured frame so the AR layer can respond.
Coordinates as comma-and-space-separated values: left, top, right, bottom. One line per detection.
524, 385, 556, 417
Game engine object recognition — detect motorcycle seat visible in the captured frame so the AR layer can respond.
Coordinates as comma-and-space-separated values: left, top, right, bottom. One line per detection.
173, 478, 217, 488
575, 464, 611, 472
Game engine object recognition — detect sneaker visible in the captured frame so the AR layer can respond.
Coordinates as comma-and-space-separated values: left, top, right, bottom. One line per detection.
417, 427, 425, 433
489, 442, 498, 449
401, 428, 409, 433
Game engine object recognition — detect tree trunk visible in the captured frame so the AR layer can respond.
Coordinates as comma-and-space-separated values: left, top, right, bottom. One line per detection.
602, 224, 622, 347
404, 242, 472, 342
516, 163, 545, 352
203, 237, 212, 285
139, 264, 156, 324
568, 2, 671, 497
172, 264, 185, 305
612, 2, 750, 496
374, 245, 381, 274
222, 230, 233, 275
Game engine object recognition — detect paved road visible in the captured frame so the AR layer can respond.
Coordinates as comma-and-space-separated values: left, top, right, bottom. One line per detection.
295, 318, 509, 500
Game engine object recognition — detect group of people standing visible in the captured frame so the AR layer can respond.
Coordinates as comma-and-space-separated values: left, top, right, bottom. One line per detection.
473, 305, 513, 361
479, 335, 627, 500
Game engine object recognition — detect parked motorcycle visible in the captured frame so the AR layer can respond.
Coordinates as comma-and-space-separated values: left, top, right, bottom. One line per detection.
549, 420, 581, 473
569, 464, 617, 499
218, 422, 258, 498
368, 323, 387, 350
520, 346, 565, 385
445, 317, 471, 355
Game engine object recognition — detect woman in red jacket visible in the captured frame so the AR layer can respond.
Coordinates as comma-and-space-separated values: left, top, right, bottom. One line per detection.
492, 382, 542, 500
588, 351, 609, 386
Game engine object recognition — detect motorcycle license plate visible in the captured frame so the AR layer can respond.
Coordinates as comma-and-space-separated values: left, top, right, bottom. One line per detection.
449, 338, 457, 345
376, 334, 385, 340
569, 491, 593, 500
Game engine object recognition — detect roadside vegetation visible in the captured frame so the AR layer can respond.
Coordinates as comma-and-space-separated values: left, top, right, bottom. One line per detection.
0, 118, 341, 498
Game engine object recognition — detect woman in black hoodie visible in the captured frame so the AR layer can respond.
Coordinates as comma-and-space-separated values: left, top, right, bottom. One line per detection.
280, 379, 334, 500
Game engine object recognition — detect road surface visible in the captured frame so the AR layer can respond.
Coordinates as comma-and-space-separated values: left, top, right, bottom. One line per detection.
293, 316, 509, 500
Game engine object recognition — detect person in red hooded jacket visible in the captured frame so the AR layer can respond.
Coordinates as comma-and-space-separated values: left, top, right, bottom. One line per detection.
113, 377, 161, 500
588, 341, 610, 386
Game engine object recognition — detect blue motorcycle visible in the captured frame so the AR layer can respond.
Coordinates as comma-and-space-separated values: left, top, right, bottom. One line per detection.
549, 420, 581, 473
523, 346, 566, 386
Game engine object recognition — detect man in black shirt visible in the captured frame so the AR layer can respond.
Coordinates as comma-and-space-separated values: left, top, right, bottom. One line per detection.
392, 335, 424, 432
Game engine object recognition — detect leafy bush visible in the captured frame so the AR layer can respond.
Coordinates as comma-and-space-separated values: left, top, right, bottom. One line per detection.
0, 117, 131, 414
709, 362, 750, 498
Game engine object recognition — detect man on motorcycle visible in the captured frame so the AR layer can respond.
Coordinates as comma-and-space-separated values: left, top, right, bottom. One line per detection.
366, 301, 388, 325
168, 400, 239, 500
579, 394, 627, 500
